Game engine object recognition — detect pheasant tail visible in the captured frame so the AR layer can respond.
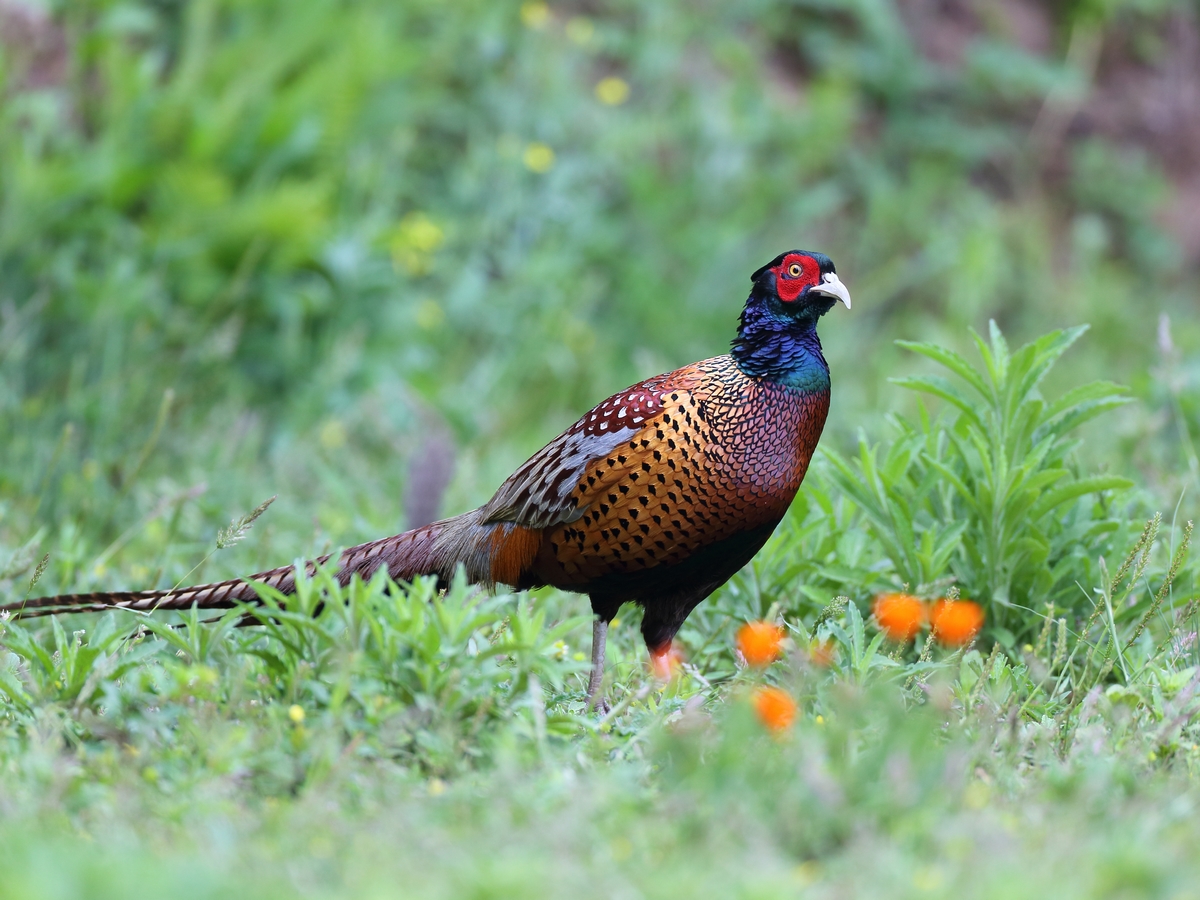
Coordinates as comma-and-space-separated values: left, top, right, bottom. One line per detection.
0, 509, 534, 620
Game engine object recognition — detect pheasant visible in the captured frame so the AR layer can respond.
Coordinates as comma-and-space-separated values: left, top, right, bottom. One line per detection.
3, 250, 850, 707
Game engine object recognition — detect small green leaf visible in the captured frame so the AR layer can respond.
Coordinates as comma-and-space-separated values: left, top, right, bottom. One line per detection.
895, 340, 992, 401
1030, 476, 1133, 519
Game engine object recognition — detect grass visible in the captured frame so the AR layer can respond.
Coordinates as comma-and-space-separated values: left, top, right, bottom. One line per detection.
1, 541, 1199, 898
2, 0, 1200, 896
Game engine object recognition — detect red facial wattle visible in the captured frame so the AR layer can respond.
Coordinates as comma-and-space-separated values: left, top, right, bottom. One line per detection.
774, 253, 820, 303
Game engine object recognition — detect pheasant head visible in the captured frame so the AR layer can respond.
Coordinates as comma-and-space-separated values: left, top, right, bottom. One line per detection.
751, 250, 851, 316
732, 250, 851, 387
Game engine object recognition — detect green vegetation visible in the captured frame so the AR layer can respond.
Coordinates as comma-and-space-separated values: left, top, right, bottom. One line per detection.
822, 324, 1137, 635
2, 0, 1199, 896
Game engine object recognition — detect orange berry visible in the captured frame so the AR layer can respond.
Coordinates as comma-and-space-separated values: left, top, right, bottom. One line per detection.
930, 599, 984, 647
753, 686, 797, 732
736, 621, 785, 667
873, 593, 927, 642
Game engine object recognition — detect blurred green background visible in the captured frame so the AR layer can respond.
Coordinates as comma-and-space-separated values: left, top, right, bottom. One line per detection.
4, 3, 1200, 897
2, 0, 1198, 597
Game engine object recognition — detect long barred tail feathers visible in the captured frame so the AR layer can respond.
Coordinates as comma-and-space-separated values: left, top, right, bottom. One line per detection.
0, 562, 304, 621
341, 509, 541, 589
0, 510, 530, 622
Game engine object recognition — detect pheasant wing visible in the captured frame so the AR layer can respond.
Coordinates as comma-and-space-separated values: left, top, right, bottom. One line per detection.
480, 373, 691, 529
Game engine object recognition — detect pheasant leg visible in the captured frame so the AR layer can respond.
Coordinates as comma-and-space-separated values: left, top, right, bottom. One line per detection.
586, 617, 610, 713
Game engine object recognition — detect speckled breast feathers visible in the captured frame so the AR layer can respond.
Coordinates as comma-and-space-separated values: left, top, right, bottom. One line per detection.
477, 356, 830, 589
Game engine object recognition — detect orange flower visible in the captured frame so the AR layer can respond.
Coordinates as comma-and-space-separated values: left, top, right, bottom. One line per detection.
753, 686, 797, 732
873, 593, 927, 642
737, 621, 785, 667
649, 642, 684, 679
930, 599, 984, 647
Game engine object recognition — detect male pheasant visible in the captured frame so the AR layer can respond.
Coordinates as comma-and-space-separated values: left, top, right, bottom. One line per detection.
3, 250, 850, 707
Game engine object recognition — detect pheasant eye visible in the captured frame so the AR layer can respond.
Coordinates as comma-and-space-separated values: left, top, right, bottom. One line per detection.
787, 263, 803, 277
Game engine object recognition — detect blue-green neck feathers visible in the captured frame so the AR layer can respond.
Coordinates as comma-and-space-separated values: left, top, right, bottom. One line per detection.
730, 299, 831, 392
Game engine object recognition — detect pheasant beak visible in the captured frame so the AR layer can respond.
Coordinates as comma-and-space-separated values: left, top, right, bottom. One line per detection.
811, 273, 852, 310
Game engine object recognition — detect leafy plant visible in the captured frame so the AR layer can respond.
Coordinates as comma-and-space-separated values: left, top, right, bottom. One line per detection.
0, 612, 159, 713
0, 569, 591, 776
823, 323, 1133, 639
